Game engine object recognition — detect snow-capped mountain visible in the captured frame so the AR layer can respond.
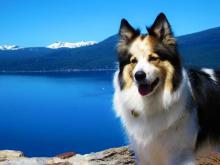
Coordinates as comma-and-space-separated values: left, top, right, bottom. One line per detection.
0, 45, 20, 50
47, 41, 97, 49
0, 41, 97, 50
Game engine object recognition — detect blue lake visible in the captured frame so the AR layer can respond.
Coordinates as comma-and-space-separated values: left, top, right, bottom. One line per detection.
0, 71, 127, 157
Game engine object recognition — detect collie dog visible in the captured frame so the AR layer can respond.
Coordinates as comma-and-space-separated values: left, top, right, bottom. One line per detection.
113, 13, 220, 165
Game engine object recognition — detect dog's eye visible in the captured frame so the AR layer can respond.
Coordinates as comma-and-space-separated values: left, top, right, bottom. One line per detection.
148, 56, 159, 62
130, 58, 137, 64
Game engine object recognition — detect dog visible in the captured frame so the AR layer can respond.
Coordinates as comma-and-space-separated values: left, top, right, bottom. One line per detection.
113, 13, 220, 165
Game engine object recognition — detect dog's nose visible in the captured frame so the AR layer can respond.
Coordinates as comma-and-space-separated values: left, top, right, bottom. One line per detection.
135, 71, 146, 81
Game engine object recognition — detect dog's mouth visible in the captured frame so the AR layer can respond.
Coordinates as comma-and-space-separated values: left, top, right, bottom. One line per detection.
138, 78, 160, 96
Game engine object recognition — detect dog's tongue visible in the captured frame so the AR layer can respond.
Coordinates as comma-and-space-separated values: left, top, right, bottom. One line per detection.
138, 84, 152, 96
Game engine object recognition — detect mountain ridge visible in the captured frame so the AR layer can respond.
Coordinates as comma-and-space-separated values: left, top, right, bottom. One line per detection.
0, 45, 21, 51
47, 41, 97, 49
0, 41, 97, 51
0, 26, 219, 72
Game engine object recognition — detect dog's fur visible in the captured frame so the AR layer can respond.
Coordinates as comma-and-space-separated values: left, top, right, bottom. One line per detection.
113, 13, 220, 165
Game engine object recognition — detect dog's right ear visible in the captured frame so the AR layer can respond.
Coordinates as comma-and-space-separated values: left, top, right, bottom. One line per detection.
147, 13, 175, 46
118, 19, 139, 55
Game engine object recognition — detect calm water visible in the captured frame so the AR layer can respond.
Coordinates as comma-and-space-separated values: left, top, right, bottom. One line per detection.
0, 71, 126, 157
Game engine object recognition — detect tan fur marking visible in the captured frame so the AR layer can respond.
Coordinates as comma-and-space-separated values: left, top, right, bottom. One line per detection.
158, 61, 175, 92
129, 36, 155, 59
123, 64, 134, 89
146, 35, 160, 48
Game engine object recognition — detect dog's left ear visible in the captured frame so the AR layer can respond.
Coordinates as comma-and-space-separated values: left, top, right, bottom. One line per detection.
148, 13, 176, 46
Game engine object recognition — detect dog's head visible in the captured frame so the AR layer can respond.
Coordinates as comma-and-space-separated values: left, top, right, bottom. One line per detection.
117, 13, 182, 96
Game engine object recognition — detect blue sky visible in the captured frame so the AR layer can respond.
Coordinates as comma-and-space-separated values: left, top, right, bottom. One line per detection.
1, 0, 220, 47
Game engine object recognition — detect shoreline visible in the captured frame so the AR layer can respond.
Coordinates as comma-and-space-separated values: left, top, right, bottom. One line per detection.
0, 146, 219, 165
0, 69, 116, 74
0, 146, 135, 165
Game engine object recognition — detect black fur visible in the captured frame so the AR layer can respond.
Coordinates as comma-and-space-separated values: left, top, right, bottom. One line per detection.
147, 13, 172, 39
147, 13, 176, 47
188, 69, 220, 150
118, 53, 132, 89
119, 19, 140, 46
117, 19, 140, 89
152, 43, 182, 91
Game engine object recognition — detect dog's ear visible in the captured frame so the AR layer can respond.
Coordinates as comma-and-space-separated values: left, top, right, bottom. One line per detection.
119, 19, 138, 43
148, 13, 175, 46
118, 19, 140, 55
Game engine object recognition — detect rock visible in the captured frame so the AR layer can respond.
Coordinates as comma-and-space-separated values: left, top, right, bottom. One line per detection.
0, 146, 134, 165
86, 146, 135, 164
56, 152, 76, 159
0, 146, 219, 165
46, 146, 135, 165
196, 151, 220, 165
0, 150, 23, 161
46, 162, 72, 165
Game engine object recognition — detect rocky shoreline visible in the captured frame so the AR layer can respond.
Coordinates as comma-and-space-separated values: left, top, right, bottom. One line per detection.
0, 146, 219, 165
0, 146, 135, 165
